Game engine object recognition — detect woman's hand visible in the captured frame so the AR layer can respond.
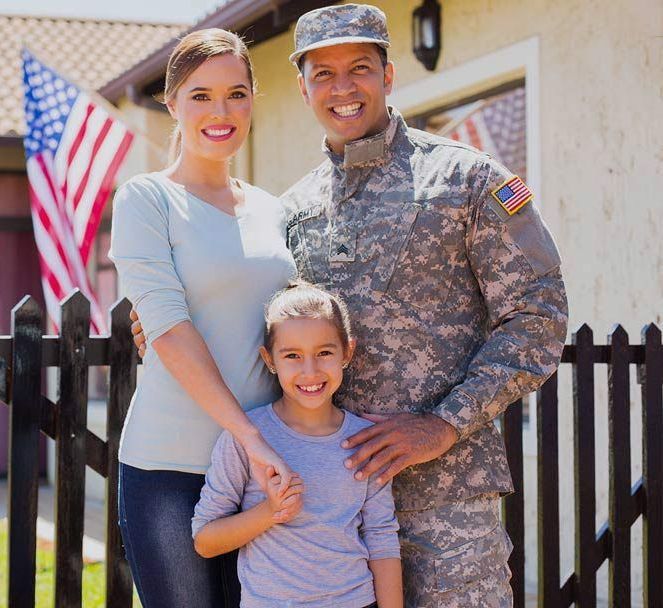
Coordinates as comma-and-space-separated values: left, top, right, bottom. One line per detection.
129, 308, 146, 358
264, 466, 304, 524
242, 431, 297, 497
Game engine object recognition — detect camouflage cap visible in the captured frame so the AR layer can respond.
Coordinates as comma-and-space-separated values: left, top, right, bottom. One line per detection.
289, 4, 390, 66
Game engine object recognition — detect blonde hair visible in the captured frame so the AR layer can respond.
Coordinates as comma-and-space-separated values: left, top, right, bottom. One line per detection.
163, 28, 255, 163
264, 281, 353, 353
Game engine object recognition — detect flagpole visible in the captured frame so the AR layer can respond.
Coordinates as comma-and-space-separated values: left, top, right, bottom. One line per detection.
23, 44, 168, 164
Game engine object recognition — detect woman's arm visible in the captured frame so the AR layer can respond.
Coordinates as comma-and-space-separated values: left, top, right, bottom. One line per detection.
152, 322, 260, 443
109, 180, 292, 488
368, 558, 403, 608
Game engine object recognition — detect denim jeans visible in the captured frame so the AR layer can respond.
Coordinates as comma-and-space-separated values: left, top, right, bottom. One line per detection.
118, 463, 240, 608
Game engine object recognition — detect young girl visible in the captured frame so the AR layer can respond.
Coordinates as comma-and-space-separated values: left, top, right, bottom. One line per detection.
192, 282, 403, 607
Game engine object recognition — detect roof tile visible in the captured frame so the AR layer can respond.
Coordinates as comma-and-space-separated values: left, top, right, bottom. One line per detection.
0, 15, 184, 137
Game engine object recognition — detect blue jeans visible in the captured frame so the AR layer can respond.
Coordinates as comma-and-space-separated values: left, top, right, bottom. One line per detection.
118, 463, 240, 608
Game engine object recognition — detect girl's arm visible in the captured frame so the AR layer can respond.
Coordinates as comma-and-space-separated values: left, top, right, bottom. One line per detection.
356, 458, 403, 607
194, 469, 304, 558
368, 558, 403, 608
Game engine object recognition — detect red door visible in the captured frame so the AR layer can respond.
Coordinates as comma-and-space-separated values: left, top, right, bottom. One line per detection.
0, 171, 47, 476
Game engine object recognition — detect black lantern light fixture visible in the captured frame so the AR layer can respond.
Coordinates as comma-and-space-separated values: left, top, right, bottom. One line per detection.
412, 0, 442, 71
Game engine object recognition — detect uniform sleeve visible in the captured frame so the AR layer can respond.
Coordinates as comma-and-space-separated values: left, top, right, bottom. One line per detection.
433, 157, 568, 442
191, 430, 250, 538
108, 179, 191, 343
359, 475, 401, 560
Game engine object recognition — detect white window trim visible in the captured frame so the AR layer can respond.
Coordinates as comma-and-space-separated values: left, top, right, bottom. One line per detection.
389, 36, 541, 454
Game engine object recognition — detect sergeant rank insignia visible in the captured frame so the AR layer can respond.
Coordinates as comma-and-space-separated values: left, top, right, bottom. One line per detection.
491, 176, 533, 215
329, 231, 356, 262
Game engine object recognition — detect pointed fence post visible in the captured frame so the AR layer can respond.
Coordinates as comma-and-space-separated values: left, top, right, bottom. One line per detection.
55, 289, 90, 608
105, 298, 137, 607
7, 296, 42, 608
607, 325, 631, 607
502, 399, 525, 608
573, 324, 597, 607
640, 324, 663, 608
537, 371, 560, 608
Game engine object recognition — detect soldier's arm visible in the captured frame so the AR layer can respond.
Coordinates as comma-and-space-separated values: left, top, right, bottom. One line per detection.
433, 158, 568, 442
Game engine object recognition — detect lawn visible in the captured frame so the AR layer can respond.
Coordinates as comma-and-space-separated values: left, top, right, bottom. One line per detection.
0, 519, 140, 607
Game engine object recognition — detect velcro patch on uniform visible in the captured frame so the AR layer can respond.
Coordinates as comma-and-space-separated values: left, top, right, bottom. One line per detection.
490, 176, 533, 216
287, 205, 322, 230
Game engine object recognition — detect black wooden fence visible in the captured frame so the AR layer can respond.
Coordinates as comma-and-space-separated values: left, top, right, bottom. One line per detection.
1, 292, 662, 608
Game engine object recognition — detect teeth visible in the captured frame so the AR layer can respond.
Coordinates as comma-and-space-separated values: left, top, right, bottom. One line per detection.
299, 383, 324, 393
204, 127, 232, 137
332, 102, 362, 117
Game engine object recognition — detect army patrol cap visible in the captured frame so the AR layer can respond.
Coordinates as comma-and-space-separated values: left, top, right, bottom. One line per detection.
289, 4, 390, 66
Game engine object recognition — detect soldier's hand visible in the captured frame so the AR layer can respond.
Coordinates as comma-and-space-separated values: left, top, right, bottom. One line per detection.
341, 412, 459, 485
129, 308, 146, 358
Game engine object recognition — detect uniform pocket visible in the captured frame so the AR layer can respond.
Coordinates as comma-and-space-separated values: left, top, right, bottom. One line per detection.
373, 203, 466, 313
286, 204, 330, 284
434, 524, 512, 593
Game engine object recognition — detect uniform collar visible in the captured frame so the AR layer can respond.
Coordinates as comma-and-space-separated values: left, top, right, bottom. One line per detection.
323, 106, 406, 170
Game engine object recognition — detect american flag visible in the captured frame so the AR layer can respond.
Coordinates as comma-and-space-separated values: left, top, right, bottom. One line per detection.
491, 175, 533, 215
441, 87, 527, 181
21, 48, 133, 333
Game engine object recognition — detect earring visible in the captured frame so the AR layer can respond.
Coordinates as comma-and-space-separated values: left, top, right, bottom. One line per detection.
269, 367, 277, 374
342, 362, 349, 370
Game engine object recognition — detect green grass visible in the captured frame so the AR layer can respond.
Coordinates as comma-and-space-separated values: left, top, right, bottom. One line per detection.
0, 519, 141, 607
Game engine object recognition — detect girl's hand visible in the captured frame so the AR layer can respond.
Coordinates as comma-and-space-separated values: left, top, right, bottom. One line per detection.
264, 466, 305, 524
242, 431, 296, 496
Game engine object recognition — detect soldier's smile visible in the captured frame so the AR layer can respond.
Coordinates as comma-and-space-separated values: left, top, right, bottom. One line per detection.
330, 102, 364, 120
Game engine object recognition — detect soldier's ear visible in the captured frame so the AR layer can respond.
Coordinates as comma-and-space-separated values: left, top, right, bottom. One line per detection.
383, 62, 394, 95
297, 73, 311, 106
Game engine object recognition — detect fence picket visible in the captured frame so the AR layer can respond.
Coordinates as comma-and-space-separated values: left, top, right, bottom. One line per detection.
608, 325, 631, 607
538, 372, 561, 607
640, 324, 663, 608
503, 399, 525, 608
105, 298, 137, 607
7, 296, 42, 608
55, 290, 90, 608
573, 324, 597, 607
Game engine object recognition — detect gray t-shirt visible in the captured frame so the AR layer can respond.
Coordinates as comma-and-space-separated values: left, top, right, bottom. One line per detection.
192, 404, 401, 608
109, 173, 296, 473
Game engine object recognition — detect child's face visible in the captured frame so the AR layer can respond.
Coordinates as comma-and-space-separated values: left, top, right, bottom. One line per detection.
260, 318, 354, 412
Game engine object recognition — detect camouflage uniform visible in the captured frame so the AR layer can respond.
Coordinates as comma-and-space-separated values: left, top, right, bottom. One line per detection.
281, 106, 568, 606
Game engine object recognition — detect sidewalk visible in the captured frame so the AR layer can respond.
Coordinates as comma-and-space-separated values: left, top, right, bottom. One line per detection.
0, 479, 106, 562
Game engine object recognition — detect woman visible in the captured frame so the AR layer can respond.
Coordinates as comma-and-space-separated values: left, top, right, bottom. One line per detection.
109, 29, 298, 608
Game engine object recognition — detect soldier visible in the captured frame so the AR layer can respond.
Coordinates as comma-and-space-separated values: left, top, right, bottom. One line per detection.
130, 4, 567, 606
282, 4, 567, 607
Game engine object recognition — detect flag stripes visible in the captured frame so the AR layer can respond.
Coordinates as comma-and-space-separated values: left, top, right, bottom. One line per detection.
22, 49, 133, 332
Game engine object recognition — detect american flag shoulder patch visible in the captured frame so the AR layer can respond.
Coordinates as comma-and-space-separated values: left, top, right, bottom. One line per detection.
490, 176, 533, 215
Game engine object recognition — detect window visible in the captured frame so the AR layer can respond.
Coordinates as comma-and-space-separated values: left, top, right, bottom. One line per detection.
408, 83, 527, 180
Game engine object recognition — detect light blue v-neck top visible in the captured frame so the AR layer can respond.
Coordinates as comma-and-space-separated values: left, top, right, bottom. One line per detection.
109, 172, 296, 473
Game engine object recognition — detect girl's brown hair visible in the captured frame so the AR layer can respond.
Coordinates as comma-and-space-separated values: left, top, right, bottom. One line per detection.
163, 28, 255, 162
264, 281, 353, 353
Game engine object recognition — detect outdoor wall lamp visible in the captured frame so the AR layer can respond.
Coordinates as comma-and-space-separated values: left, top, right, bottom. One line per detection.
412, 0, 442, 71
